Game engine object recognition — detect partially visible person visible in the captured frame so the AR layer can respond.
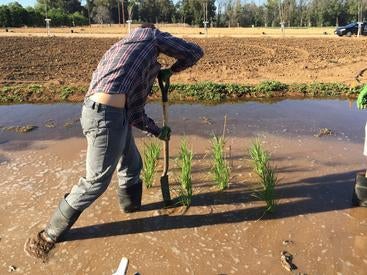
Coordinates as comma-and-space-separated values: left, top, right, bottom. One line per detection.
24, 23, 204, 260
354, 85, 367, 207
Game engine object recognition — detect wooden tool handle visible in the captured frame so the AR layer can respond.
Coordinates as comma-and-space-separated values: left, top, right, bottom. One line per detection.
162, 101, 169, 176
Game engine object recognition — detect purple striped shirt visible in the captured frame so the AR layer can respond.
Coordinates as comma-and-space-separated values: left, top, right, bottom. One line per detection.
86, 27, 203, 136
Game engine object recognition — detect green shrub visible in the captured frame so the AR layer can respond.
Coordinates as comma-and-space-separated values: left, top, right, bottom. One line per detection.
254, 81, 288, 96
28, 84, 42, 94
60, 86, 74, 100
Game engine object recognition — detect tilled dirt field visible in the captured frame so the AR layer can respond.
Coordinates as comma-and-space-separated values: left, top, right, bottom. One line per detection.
1, 36, 367, 86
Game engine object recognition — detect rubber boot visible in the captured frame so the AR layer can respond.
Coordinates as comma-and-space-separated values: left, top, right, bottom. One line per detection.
24, 194, 81, 260
353, 173, 367, 207
44, 194, 82, 242
118, 180, 142, 213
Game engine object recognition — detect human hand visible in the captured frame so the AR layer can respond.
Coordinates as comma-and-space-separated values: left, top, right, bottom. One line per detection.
357, 85, 367, 109
158, 126, 171, 141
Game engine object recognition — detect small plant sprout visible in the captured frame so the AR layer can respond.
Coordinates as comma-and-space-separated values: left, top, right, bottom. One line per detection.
142, 141, 161, 188
211, 116, 230, 190
249, 141, 269, 177
177, 139, 193, 207
249, 140, 278, 214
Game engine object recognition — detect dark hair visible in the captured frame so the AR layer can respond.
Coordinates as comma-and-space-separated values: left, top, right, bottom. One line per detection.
141, 23, 156, 29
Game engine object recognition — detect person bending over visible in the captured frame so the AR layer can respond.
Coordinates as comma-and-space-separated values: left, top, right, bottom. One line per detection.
24, 23, 203, 260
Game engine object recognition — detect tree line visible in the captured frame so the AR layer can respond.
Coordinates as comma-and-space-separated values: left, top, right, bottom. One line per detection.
0, 0, 366, 28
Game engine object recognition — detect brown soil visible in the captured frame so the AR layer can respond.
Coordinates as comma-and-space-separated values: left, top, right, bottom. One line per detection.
0, 101, 366, 274
1, 36, 367, 87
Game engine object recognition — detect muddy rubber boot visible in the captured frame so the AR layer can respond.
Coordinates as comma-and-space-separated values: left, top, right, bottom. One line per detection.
24, 194, 81, 260
118, 180, 142, 213
353, 173, 367, 207
44, 194, 82, 242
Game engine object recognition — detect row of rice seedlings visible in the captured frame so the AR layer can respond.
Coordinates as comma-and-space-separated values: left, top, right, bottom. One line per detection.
142, 137, 277, 215
177, 139, 193, 207
142, 141, 161, 188
142, 132, 231, 209
249, 140, 278, 213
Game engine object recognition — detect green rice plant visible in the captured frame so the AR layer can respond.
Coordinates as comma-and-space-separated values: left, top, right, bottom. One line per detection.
249, 140, 277, 213
177, 139, 193, 207
142, 141, 161, 188
211, 135, 230, 190
249, 141, 269, 177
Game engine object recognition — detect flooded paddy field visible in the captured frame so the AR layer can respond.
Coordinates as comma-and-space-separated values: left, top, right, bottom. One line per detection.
0, 100, 366, 274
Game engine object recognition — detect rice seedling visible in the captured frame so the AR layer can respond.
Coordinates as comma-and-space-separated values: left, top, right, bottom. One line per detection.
177, 139, 193, 207
211, 135, 230, 190
249, 140, 269, 176
249, 140, 277, 213
142, 141, 161, 188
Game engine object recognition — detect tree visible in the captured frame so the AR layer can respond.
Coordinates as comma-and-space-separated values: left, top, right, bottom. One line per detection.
179, 0, 216, 26
8, 2, 28, 26
36, 0, 82, 15
0, 5, 11, 27
265, 0, 279, 27
63, 0, 83, 13
239, 2, 264, 27
26, 7, 44, 26
48, 8, 69, 25
94, 5, 111, 23
127, 0, 138, 21
139, 0, 175, 23
91, 0, 112, 23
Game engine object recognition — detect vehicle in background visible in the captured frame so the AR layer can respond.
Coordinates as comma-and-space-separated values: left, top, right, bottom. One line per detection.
335, 22, 367, 37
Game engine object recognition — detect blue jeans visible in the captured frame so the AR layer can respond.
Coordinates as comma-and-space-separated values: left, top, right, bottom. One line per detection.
65, 98, 142, 211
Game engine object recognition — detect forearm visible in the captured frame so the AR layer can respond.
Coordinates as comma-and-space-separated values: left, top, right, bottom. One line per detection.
128, 111, 161, 137
170, 44, 204, 73
157, 30, 204, 73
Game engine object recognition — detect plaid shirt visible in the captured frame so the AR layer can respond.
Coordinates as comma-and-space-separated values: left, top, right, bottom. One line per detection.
87, 27, 203, 136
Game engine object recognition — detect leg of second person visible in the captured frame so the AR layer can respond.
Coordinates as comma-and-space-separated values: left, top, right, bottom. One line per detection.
116, 126, 143, 213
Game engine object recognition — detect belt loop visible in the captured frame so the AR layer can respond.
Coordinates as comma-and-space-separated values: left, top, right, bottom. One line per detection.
91, 101, 96, 109
97, 103, 101, 112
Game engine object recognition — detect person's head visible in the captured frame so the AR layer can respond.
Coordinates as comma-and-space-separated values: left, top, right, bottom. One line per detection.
140, 23, 156, 29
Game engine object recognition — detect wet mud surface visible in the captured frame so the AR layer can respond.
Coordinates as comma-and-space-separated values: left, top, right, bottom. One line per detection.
1, 37, 367, 86
1, 100, 367, 274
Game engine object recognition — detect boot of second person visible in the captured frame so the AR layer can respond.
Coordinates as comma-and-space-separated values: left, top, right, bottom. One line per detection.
118, 180, 143, 213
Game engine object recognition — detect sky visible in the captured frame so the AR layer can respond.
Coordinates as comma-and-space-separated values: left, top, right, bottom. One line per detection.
0, 0, 88, 7
0, 0, 35, 7
0, 0, 266, 8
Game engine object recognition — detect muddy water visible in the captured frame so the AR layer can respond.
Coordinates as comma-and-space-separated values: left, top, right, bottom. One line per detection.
0, 100, 366, 275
